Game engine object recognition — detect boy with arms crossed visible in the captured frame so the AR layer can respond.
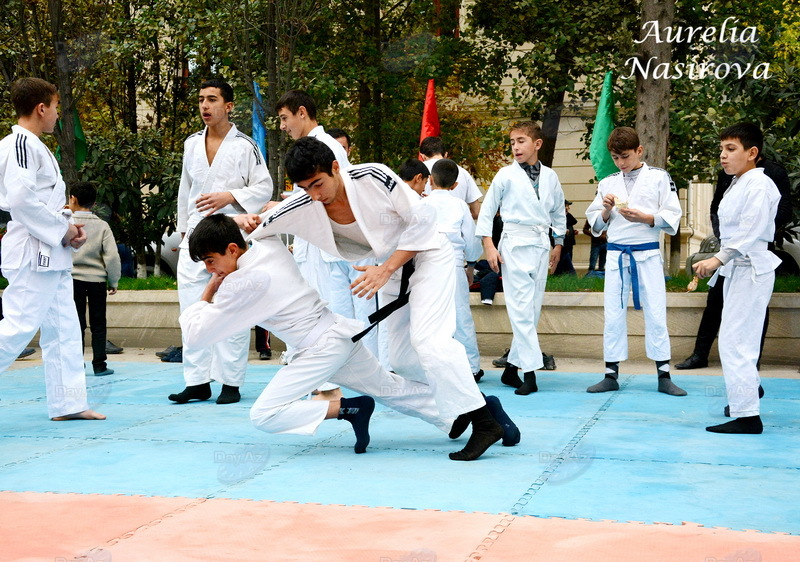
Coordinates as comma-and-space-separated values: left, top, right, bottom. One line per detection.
584, 127, 685, 396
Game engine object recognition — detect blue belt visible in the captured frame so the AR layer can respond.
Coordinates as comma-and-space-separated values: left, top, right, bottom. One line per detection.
607, 242, 660, 310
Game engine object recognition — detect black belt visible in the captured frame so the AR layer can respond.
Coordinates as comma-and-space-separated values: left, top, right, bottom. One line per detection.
351, 261, 415, 342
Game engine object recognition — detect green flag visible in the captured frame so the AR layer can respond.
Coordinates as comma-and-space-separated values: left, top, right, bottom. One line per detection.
55, 108, 88, 169
589, 71, 617, 181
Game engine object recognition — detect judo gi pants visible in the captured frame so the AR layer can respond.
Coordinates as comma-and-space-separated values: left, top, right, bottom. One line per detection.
603, 251, 670, 362
178, 252, 249, 386
719, 265, 773, 417
249, 315, 452, 435
380, 240, 485, 421
501, 240, 549, 373
0, 267, 89, 418
453, 265, 480, 373
325, 258, 380, 358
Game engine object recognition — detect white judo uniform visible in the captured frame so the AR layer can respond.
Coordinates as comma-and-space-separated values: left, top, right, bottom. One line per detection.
251, 164, 485, 420
0, 125, 89, 418
476, 161, 566, 373
180, 237, 452, 434
289, 127, 380, 375
177, 124, 273, 386
423, 190, 482, 374
423, 157, 483, 207
712, 167, 780, 417
585, 163, 682, 362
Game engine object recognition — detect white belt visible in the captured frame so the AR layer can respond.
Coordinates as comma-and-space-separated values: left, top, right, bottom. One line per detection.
503, 223, 549, 235
298, 310, 336, 349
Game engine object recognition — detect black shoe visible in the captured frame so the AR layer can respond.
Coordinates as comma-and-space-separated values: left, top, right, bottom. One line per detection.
473, 369, 484, 383
156, 345, 178, 358
105, 340, 124, 354
259, 350, 272, 360
492, 348, 510, 368
93, 368, 115, 377
16, 347, 35, 360
542, 353, 556, 371
675, 354, 708, 370
161, 347, 183, 363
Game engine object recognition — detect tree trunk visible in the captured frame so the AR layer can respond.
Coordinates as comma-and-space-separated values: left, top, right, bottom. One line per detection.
266, 0, 281, 194
47, 0, 78, 185
635, 0, 678, 273
536, 89, 566, 169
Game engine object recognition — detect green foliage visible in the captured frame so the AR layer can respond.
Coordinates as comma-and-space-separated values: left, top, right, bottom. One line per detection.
78, 126, 180, 254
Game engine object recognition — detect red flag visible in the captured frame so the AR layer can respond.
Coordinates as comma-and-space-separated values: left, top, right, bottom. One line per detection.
419, 79, 440, 155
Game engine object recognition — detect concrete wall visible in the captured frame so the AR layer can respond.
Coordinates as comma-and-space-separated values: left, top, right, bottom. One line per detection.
97, 290, 800, 365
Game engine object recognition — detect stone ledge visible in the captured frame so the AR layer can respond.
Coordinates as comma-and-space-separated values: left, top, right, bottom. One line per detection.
60, 290, 800, 365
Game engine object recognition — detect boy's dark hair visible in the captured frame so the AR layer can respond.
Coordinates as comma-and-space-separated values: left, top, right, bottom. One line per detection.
509, 121, 543, 142
419, 136, 445, 157
276, 89, 317, 121
284, 136, 336, 183
397, 159, 430, 182
200, 79, 234, 103
11, 77, 58, 118
189, 214, 246, 262
327, 128, 351, 147
720, 122, 763, 157
607, 127, 641, 153
431, 158, 459, 189
70, 181, 97, 208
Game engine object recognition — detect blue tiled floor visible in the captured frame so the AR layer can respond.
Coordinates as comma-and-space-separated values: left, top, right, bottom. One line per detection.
2, 363, 798, 534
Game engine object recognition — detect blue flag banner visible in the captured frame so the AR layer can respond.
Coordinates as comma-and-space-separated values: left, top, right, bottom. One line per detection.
252, 82, 267, 159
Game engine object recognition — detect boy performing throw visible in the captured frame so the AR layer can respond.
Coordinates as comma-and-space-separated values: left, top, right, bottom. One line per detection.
248, 137, 517, 461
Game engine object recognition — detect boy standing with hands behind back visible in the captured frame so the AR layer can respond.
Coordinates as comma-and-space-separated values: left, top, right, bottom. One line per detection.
476, 121, 566, 395
585, 127, 685, 396
0, 77, 104, 420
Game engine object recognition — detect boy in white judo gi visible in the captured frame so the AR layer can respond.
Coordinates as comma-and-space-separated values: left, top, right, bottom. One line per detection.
170, 78, 273, 406
0, 77, 104, 421
584, 127, 686, 396
419, 137, 482, 219
476, 121, 566, 395
182, 214, 517, 453
424, 159, 484, 384
247, 137, 519, 460
693, 123, 781, 434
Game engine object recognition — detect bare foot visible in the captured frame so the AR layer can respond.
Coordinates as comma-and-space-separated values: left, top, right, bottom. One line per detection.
51, 409, 106, 421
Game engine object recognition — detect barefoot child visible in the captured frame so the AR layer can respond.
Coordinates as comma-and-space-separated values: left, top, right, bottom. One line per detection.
0, 77, 104, 421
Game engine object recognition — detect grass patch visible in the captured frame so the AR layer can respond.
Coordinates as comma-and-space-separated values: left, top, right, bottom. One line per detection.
545, 273, 800, 293
117, 276, 177, 290
2, 273, 798, 293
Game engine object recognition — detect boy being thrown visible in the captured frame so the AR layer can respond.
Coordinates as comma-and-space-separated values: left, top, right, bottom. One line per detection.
246, 137, 517, 461
182, 214, 517, 455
